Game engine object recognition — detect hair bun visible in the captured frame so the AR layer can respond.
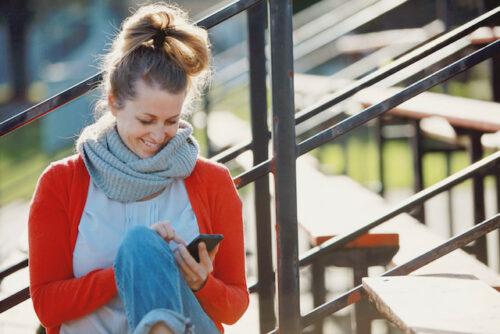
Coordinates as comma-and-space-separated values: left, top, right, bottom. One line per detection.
152, 29, 167, 49
97, 3, 211, 120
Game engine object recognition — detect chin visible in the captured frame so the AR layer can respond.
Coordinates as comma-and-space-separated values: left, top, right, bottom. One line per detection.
140, 151, 157, 159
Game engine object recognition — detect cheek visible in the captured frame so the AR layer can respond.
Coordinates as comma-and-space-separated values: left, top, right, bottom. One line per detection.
167, 124, 180, 137
117, 119, 143, 142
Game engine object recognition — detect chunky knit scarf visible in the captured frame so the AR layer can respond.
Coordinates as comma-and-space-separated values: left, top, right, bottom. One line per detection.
77, 118, 199, 202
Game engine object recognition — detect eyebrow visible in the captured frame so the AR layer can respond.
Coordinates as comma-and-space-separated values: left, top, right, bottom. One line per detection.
141, 112, 181, 120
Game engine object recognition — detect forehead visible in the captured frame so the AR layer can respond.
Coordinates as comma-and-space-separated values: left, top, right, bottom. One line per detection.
129, 80, 186, 117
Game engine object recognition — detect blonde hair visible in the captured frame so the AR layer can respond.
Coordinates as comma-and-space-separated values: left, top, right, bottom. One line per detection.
94, 2, 210, 118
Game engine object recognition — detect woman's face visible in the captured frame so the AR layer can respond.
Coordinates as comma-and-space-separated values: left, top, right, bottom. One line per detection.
110, 79, 186, 159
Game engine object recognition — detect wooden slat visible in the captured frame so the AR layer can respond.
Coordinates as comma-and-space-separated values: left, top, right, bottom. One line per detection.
312, 233, 399, 248
363, 275, 500, 334
356, 88, 500, 133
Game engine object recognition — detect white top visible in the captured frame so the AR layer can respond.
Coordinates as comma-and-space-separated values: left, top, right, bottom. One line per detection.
60, 178, 199, 334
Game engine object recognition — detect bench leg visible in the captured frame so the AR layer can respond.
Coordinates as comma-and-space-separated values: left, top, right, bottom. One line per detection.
311, 258, 326, 334
352, 266, 371, 334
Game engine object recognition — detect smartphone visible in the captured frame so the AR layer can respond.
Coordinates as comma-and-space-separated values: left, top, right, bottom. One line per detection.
187, 234, 224, 262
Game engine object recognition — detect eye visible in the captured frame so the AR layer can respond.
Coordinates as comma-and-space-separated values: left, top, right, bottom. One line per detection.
167, 120, 178, 125
138, 119, 152, 125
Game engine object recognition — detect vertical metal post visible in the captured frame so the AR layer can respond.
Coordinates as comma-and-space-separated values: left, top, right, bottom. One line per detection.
247, 3, 276, 333
411, 119, 426, 224
203, 91, 215, 158
437, 0, 454, 236
445, 152, 454, 237
268, 0, 301, 332
376, 118, 385, 196
310, 258, 325, 334
6, 0, 29, 101
352, 266, 371, 334
469, 130, 488, 264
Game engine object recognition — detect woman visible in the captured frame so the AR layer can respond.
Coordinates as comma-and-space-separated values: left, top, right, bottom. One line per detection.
28, 3, 249, 334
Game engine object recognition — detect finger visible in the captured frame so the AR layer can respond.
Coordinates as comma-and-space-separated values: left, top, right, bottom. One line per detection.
164, 223, 175, 238
159, 224, 169, 240
175, 249, 195, 278
175, 249, 191, 276
177, 245, 198, 274
199, 243, 213, 273
173, 233, 187, 246
208, 244, 220, 262
152, 223, 167, 240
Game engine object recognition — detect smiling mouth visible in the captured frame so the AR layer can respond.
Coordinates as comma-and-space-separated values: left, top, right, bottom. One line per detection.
141, 138, 161, 150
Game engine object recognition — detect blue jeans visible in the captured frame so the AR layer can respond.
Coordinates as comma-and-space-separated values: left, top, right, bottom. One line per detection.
114, 225, 221, 334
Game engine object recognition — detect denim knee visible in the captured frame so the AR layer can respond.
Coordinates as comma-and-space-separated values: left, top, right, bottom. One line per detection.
132, 309, 193, 334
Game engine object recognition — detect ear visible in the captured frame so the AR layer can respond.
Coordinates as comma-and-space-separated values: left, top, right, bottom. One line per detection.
108, 92, 117, 117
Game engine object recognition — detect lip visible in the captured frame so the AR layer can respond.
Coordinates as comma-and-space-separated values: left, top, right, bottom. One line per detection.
141, 138, 161, 151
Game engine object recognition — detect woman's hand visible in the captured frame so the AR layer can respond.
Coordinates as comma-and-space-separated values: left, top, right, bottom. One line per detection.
174, 242, 219, 291
150, 221, 186, 245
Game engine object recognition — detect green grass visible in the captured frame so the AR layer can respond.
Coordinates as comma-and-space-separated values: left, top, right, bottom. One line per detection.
0, 146, 74, 206
0, 119, 76, 206
313, 136, 471, 191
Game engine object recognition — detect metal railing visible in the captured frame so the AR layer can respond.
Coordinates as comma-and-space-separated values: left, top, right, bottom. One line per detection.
1, 1, 499, 334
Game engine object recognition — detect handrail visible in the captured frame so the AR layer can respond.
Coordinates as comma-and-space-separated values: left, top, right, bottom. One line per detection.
300, 212, 500, 330
0, 0, 264, 138
233, 39, 500, 189
0, 259, 28, 282
0, 288, 30, 313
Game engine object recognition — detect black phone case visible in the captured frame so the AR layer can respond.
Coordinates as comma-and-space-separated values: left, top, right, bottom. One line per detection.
187, 234, 224, 262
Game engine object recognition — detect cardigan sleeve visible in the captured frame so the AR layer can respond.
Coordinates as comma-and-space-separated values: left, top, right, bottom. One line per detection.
28, 162, 117, 328
193, 165, 249, 325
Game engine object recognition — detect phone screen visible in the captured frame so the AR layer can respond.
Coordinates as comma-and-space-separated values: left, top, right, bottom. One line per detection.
187, 234, 224, 262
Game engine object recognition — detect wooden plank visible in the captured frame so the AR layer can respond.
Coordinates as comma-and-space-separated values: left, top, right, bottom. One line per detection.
355, 88, 500, 133
297, 157, 399, 248
362, 275, 500, 334
382, 215, 500, 292
468, 26, 500, 45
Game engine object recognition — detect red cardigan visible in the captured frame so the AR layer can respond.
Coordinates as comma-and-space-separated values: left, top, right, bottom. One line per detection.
28, 154, 249, 333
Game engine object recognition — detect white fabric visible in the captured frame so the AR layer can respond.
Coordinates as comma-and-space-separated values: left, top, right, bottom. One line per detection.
60, 178, 199, 334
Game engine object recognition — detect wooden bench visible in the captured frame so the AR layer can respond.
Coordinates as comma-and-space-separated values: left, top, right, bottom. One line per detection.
296, 155, 500, 333
362, 274, 500, 334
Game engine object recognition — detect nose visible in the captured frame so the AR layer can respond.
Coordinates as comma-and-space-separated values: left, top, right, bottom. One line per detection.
150, 125, 166, 143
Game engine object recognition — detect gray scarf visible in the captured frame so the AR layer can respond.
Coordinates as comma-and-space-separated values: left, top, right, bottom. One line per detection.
77, 119, 199, 202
